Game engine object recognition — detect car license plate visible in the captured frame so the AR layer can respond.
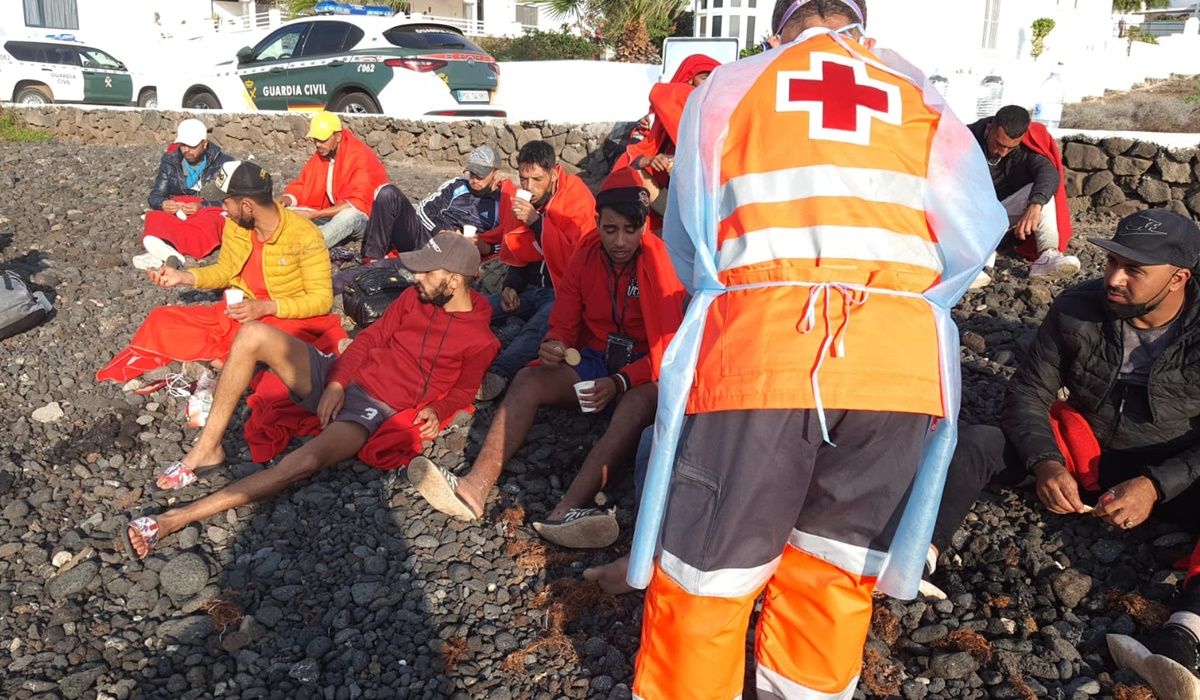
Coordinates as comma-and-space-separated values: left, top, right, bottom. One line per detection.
455, 90, 489, 103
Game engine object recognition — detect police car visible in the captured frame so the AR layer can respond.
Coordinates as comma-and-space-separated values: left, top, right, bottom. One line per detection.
0, 36, 156, 107
168, 16, 503, 117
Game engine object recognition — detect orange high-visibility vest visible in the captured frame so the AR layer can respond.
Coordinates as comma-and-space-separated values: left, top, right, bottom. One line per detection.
686, 34, 946, 419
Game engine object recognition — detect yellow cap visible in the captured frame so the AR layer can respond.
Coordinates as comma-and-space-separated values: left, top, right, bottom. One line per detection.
306, 111, 343, 140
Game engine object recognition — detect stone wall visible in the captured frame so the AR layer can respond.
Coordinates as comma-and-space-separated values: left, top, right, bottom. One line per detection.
11, 107, 1200, 215
10, 107, 627, 184
1059, 136, 1197, 220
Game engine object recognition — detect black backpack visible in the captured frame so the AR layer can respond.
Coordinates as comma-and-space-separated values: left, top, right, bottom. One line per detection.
0, 269, 51, 341
342, 266, 413, 327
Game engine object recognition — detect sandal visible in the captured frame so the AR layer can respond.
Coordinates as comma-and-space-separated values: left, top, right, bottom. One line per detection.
154, 459, 224, 492
532, 508, 619, 549
121, 516, 160, 561
408, 456, 480, 521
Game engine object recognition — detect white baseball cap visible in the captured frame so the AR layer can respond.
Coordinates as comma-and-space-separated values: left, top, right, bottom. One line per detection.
175, 118, 208, 147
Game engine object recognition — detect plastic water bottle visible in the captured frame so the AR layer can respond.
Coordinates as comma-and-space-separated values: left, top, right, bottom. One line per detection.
1032, 71, 1066, 130
975, 72, 1004, 121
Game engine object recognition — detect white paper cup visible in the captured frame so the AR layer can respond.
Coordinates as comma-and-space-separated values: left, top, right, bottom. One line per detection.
574, 380, 598, 413
462, 224, 477, 238
224, 289, 245, 305
175, 209, 188, 221
515, 189, 532, 202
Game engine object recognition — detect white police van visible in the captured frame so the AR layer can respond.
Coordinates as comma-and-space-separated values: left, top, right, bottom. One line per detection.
0, 35, 156, 108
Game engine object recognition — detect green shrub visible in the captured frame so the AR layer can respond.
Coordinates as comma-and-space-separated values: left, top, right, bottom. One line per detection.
471, 29, 603, 61
0, 111, 51, 143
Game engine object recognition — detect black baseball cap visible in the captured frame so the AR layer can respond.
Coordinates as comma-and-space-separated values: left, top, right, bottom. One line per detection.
1089, 209, 1200, 269
199, 161, 273, 201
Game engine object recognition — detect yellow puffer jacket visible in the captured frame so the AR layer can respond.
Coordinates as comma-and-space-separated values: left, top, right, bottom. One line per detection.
190, 206, 332, 319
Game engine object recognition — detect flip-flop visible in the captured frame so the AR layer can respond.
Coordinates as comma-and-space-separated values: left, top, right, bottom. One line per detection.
1143, 652, 1200, 700
121, 516, 160, 561
154, 460, 224, 492
407, 456, 480, 521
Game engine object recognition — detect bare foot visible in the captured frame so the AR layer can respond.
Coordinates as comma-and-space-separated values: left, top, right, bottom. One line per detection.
583, 556, 636, 595
455, 477, 489, 518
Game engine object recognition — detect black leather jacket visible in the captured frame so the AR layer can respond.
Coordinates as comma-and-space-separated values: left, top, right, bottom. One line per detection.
1001, 278, 1200, 501
147, 141, 233, 210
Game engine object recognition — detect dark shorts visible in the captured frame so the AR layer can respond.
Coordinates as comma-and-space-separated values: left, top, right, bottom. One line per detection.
660, 409, 930, 575
291, 346, 395, 435
574, 346, 647, 382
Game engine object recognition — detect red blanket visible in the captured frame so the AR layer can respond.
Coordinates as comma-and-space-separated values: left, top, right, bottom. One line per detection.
96, 301, 346, 383
1049, 400, 1101, 492
242, 370, 470, 470
143, 195, 227, 259
1018, 122, 1073, 260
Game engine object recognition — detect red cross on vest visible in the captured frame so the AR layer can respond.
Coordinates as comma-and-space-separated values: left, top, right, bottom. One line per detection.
775, 51, 903, 146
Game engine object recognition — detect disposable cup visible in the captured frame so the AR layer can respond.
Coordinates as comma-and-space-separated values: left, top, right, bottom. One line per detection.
462, 224, 477, 238
224, 288, 245, 305
175, 209, 188, 221
516, 189, 532, 202
574, 380, 598, 413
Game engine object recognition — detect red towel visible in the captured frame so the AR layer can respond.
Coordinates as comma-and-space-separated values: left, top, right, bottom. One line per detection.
143, 195, 227, 259
242, 370, 470, 470
96, 302, 346, 383
1017, 122, 1073, 261
1049, 400, 1101, 492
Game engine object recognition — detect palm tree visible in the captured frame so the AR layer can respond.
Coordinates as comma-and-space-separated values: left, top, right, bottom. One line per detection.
1112, 0, 1171, 13
534, 0, 684, 61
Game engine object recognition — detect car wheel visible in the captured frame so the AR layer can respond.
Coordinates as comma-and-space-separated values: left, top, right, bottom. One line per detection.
15, 85, 52, 105
329, 91, 379, 115
138, 89, 158, 109
185, 91, 220, 110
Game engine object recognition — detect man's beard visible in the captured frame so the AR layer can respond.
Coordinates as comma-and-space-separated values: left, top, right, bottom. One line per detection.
1104, 278, 1174, 321
231, 212, 255, 230
418, 280, 453, 307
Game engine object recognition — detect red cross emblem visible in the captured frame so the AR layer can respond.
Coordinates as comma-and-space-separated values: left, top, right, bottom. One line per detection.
776, 52, 902, 145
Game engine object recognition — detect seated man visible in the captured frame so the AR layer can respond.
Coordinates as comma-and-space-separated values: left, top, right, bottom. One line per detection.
123, 232, 499, 558
409, 169, 685, 550
969, 105, 1080, 287
281, 111, 389, 249
473, 140, 598, 401
360, 144, 511, 262
97, 162, 339, 384
136, 118, 234, 268
930, 210, 1200, 663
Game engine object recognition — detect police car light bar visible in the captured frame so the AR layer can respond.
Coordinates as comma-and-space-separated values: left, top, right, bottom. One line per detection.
314, 1, 394, 16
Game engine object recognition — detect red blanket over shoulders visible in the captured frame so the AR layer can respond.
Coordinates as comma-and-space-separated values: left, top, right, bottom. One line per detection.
1019, 122, 1073, 260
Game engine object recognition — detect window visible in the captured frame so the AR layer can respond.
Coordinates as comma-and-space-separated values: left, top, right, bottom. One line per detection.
981, 0, 1001, 50
515, 3, 539, 27
251, 24, 309, 62
700, 0, 707, 8
78, 47, 124, 70
730, 15, 740, 40
713, 0, 722, 7
748, 0, 756, 6
4, 41, 45, 63
700, 15, 707, 36
23, 0, 78, 29
747, 16, 756, 47
731, 0, 741, 6
383, 25, 477, 51
299, 21, 362, 57
712, 15, 723, 37
47, 45, 80, 66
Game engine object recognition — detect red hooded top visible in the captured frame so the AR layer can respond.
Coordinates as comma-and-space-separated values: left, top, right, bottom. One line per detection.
1018, 122, 1073, 259
544, 168, 686, 386
283, 129, 389, 217
478, 165, 597, 287
327, 286, 499, 421
616, 54, 721, 174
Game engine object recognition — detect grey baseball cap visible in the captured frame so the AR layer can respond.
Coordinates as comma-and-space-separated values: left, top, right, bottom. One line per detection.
1089, 209, 1200, 269
465, 144, 499, 177
400, 232, 482, 277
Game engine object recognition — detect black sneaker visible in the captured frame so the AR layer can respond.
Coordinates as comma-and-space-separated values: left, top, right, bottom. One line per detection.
1143, 624, 1200, 676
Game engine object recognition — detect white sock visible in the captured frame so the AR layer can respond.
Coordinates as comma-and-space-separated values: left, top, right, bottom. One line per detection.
925, 546, 938, 577
1168, 611, 1200, 642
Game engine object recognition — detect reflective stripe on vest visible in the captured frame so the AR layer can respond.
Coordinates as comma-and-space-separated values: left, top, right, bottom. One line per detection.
717, 225, 944, 275
719, 164, 927, 221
